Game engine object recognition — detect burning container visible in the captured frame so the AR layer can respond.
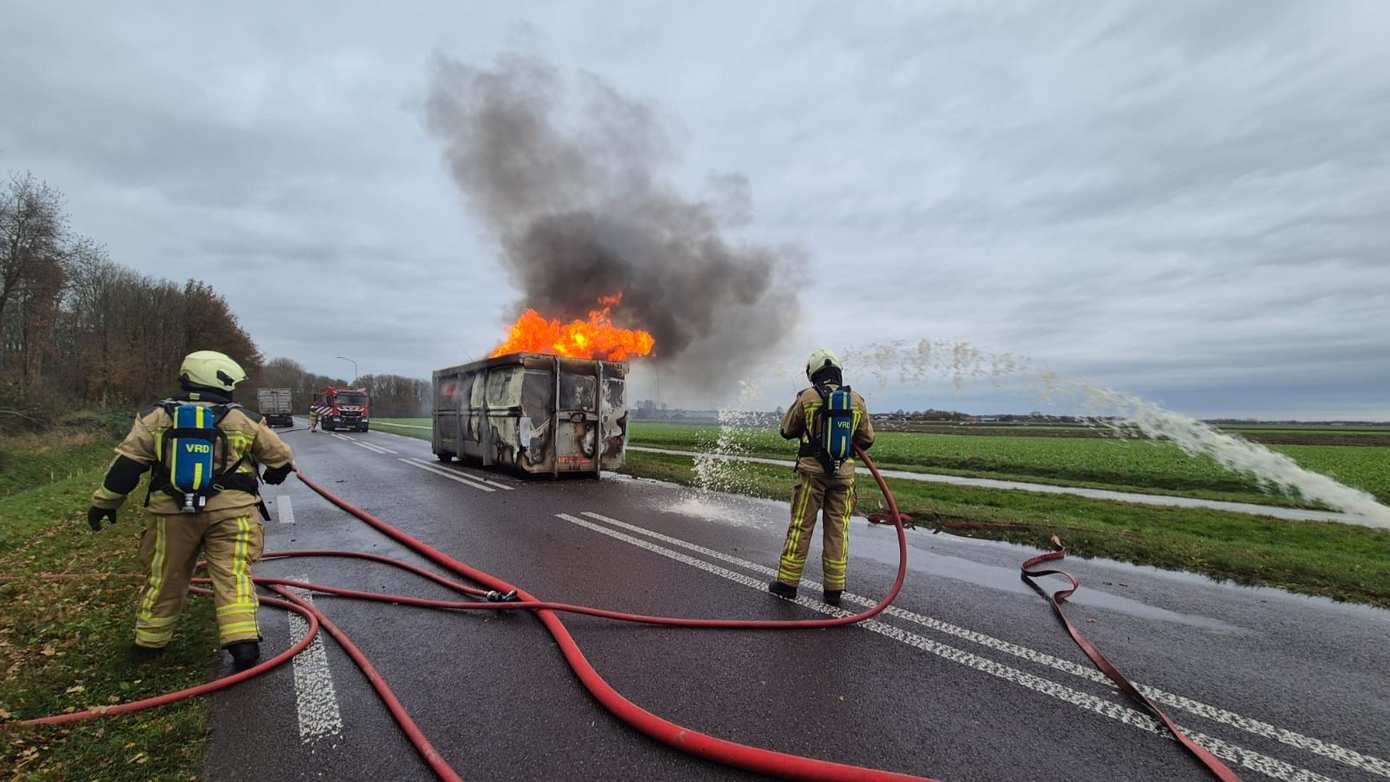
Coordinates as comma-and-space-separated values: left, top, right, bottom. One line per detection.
432, 352, 628, 476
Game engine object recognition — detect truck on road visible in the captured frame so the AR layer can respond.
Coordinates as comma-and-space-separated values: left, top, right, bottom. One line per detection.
315, 386, 371, 432
432, 353, 628, 476
256, 388, 294, 428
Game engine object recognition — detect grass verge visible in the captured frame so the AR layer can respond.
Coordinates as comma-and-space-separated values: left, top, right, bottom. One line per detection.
367, 418, 1390, 605
370, 418, 432, 435
1, 434, 218, 781
620, 450, 1390, 608
625, 422, 1390, 508
629, 443, 1327, 509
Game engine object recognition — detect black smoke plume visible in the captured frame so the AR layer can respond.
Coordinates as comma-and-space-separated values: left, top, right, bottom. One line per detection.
424, 53, 800, 387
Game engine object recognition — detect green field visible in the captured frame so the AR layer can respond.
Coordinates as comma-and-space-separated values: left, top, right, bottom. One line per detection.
874, 422, 1390, 447
369, 416, 1390, 604
626, 422, 1390, 508
374, 417, 1390, 506
371, 418, 432, 433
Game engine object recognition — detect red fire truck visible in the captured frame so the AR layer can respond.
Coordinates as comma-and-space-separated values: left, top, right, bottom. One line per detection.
314, 386, 371, 432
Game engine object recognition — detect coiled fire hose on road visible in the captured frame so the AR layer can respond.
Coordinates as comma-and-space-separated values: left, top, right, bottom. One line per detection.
12, 446, 1240, 781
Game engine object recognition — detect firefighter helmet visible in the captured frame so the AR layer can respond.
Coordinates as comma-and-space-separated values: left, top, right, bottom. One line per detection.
179, 350, 247, 392
805, 348, 843, 382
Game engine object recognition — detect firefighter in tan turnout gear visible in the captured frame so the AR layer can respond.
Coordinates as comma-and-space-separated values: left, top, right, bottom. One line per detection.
87, 350, 295, 670
769, 349, 875, 607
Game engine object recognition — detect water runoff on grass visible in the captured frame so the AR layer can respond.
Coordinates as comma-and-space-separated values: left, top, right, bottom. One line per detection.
682, 339, 1390, 530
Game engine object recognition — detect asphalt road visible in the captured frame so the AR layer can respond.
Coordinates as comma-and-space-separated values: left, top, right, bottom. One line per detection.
202, 423, 1390, 782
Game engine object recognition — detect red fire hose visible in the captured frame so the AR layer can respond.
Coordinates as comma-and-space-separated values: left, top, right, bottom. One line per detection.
10, 445, 1240, 781
289, 447, 931, 782
17, 590, 319, 727
1022, 540, 1241, 782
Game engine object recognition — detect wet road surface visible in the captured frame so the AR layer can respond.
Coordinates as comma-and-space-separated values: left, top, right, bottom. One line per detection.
202, 423, 1390, 781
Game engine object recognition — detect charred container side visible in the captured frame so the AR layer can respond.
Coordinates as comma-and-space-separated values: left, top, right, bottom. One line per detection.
431, 352, 628, 476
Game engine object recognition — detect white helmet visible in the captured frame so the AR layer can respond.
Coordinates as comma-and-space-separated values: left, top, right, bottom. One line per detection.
179, 350, 247, 392
805, 348, 843, 382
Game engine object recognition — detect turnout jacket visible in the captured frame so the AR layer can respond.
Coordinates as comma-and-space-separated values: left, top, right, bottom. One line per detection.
91, 400, 294, 523
779, 386, 875, 479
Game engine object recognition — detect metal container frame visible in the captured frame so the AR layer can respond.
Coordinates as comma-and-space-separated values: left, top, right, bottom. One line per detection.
431, 352, 629, 477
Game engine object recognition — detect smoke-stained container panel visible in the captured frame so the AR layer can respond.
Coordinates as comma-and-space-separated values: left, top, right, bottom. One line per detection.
432, 352, 627, 476
519, 370, 555, 468
434, 377, 461, 446
600, 376, 627, 467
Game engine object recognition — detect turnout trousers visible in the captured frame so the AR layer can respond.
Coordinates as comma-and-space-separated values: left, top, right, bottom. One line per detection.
776, 469, 855, 591
134, 512, 264, 648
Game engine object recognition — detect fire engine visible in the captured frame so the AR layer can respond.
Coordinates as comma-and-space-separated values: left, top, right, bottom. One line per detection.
315, 386, 371, 432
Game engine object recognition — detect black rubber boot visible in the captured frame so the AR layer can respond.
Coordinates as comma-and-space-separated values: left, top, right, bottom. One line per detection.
823, 589, 843, 607
767, 581, 798, 600
128, 643, 165, 663
226, 641, 261, 672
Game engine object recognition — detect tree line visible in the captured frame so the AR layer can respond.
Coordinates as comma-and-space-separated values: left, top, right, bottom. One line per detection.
0, 172, 429, 430
0, 172, 261, 426
244, 357, 430, 418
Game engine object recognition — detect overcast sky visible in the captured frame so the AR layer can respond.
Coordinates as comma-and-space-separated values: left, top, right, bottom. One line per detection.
4, 1, 1387, 418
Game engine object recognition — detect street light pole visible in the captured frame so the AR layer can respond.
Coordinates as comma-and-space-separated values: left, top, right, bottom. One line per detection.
336, 356, 358, 383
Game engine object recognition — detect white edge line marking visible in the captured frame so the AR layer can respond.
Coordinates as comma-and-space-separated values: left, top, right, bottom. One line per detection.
276, 495, 295, 525
555, 513, 1331, 782
286, 578, 344, 743
397, 458, 494, 492
577, 511, 1388, 779
357, 436, 399, 454
405, 458, 515, 491
367, 428, 430, 444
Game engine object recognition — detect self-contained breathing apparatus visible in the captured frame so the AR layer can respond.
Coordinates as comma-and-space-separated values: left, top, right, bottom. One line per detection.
144, 401, 264, 516
798, 385, 857, 475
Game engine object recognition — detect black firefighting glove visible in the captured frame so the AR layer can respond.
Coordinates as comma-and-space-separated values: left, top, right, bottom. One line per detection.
262, 463, 294, 485
87, 506, 118, 532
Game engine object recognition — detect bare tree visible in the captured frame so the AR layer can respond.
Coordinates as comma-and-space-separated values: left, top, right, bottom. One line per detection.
0, 172, 287, 427
0, 173, 72, 396
0, 172, 66, 330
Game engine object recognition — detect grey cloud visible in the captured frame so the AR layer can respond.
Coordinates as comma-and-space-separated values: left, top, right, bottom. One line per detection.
0, 1, 1385, 417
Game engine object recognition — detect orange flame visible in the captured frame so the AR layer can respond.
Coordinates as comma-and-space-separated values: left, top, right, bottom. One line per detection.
489, 293, 655, 361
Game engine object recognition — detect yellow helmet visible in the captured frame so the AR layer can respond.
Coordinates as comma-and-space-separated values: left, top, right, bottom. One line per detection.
805, 348, 843, 382
179, 350, 247, 392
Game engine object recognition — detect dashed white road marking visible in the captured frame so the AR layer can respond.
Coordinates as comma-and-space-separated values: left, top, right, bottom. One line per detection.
398, 458, 495, 492
556, 512, 1337, 782
405, 458, 515, 491
354, 441, 391, 455
578, 512, 1389, 779
275, 495, 295, 525
285, 578, 344, 744
367, 428, 431, 445
331, 433, 352, 442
